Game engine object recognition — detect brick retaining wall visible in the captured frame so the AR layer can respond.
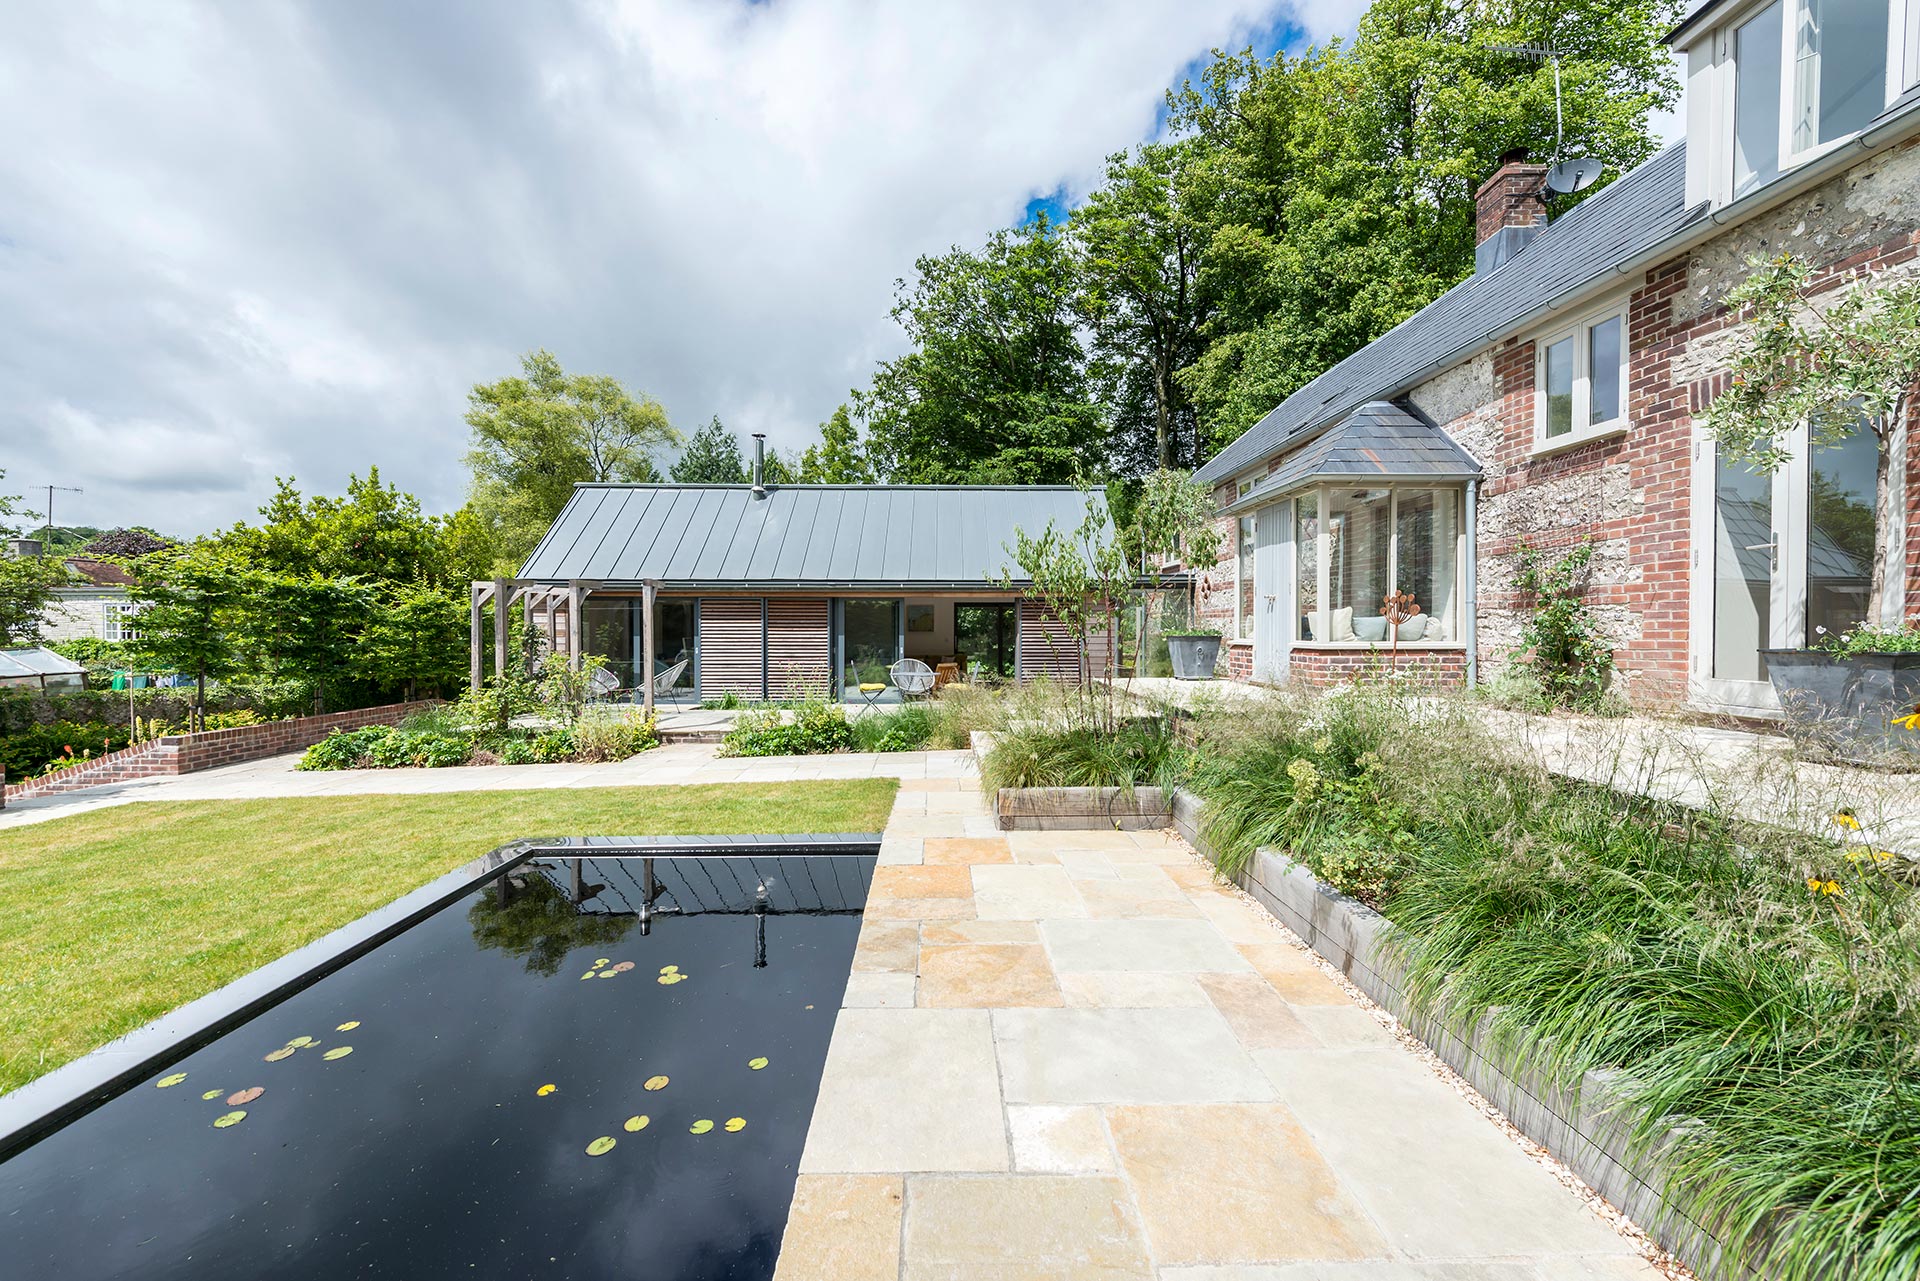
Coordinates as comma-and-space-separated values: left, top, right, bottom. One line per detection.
1, 701, 439, 805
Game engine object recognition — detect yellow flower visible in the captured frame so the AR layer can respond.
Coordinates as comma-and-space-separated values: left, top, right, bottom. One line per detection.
1830, 811, 1862, 832
1312, 736, 1332, 754
1893, 708, 1920, 731
1807, 876, 1823, 891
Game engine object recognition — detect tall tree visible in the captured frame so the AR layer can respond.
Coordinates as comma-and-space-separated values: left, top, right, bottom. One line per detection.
1072, 140, 1210, 473
671, 416, 748, 483
129, 545, 247, 728
0, 469, 61, 644
859, 215, 1104, 484
216, 469, 459, 585
1169, 0, 1681, 454
798, 404, 875, 483
242, 573, 375, 714
365, 583, 468, 701
465, 349, 677, 568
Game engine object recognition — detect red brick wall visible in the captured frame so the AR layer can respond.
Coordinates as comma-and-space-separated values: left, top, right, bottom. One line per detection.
1225, 640, 1254, 681
1, 701, 439, 804
1288, 648, 1467, 689
1475, 162, 1548, 245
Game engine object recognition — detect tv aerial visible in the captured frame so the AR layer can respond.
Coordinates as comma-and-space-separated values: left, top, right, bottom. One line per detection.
1490, 43, 1605, 195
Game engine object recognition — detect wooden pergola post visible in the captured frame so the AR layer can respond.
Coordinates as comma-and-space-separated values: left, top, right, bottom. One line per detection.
567, 580, 586, 670
469, 582, 485, 692
493, 578, 510, 680
641, 579, 658, 715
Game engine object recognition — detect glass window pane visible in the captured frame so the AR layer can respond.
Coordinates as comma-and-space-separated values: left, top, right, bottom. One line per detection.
1326, 488, 1392, 642
1544, 337, 1574, 438
842, 599, 900, 691
1296, 492, 1320, 641
582, 598, 636, 688
654, 599, 696, 695
1793, 0, 1888, 153
1237, 514, 1256, 640
1588, 316, 1622, 425
1712, 455, 1773, 682
1393, 491, 1458, 639
955, 604, 1016, 678
1807, 411, 1877, 640
1736, 2, 1783, 196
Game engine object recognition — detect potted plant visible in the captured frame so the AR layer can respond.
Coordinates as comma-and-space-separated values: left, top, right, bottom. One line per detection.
1705, 253, 1920, 761
1128, 469, 1223, 681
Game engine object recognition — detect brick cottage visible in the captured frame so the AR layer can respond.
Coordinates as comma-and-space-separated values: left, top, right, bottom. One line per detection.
1189, 0, 1920, 715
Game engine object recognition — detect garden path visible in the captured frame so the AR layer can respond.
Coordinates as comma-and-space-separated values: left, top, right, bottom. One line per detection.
773, 774, 1665, 1280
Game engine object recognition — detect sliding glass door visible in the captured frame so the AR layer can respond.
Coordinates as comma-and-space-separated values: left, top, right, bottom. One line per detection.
838, 599, 902, 696
955, 604, 1017, 678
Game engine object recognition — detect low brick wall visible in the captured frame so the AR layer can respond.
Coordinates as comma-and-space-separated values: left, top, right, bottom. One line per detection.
1287, 646, 1467, 689
1, 701, 439, 805
1170, 787, 1753, 1281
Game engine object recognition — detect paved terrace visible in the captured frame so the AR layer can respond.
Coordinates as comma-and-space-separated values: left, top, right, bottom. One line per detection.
776, 771, 1660, 1279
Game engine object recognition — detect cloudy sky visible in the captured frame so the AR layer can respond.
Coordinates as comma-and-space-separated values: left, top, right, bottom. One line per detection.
2, 0, 1382, 537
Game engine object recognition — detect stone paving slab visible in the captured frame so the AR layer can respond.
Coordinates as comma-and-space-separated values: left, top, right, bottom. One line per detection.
778, 760, 1659, 1279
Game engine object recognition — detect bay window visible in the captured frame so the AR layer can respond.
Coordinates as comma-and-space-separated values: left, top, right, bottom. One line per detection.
1296, 486, 1461, 645
1535, 304, 1628, 450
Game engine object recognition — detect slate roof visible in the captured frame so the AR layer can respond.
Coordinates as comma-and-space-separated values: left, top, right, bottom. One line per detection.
1194, 142, 1702, 488
518, 484, 1110, 589
1224, 401, 1482, 512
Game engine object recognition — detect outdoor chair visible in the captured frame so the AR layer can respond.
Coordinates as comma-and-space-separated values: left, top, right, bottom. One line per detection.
853, 680, 890, 712
585, 666, 622, 702
650, 658, 690, 701
889, 658, 937, 701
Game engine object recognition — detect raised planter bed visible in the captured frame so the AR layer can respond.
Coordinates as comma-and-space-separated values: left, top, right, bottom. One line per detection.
1171, 787, 1757, 1281
992, 784, 1171, 831
1761, 648, 1920, 767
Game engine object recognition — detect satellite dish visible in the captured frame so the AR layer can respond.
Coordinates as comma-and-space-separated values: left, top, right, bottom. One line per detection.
1546, 156, 1605, 194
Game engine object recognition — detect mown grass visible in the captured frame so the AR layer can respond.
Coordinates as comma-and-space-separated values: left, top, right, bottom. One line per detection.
0, 780, 896, 1094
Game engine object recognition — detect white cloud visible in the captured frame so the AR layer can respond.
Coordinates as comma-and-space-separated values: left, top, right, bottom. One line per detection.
0, 0, 1322, 535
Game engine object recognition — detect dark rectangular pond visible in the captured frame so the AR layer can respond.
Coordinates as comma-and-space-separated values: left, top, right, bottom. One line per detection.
0, 850, 873, 1280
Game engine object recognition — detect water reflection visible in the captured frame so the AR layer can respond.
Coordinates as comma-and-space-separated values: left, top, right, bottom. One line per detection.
468, 869, 636, 976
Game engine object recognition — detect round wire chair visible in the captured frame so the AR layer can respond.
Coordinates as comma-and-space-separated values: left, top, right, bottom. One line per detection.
888, 658, 937, 700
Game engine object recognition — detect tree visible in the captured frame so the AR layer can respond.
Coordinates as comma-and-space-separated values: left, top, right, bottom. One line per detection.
0, 469, 63, 644
365, 583, 468, 701
1072, 140, 1210, 472
216, 469, 458, 585
1704, 253, 1920, 627
798, 404, 874, 483
1126, 469, 1223, 668
859, 216, 1105, 484
466, 350, 677, 568
1167, 0, 1681, 453
242, 573, 375, 714
671, 415, 747, 483
129, 546, 248, 728
998, 492, 1134, 731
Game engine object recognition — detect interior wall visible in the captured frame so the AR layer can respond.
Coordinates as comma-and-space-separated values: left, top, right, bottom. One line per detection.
902, 597, 955, 660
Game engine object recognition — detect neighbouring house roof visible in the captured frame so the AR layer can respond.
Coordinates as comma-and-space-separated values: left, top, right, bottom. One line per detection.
1224, 402, 1482, 513
1193, 143, 1701, 488
518, 484, 1112, 589
63, 558, 136, 589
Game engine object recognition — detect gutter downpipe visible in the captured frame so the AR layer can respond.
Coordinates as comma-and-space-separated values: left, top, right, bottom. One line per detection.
1464, 479, 1479, 689
1196, 105, 1920, 493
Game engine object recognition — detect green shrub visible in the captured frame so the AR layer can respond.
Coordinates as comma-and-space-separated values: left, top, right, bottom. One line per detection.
531, 729, 576, 763
1506, 538, 1615, 711
980, 716, 1185, 795
720, 701, 855, 757
851, 704, 935, 753
573, 709, 661, 761
297, 725, 394, 771
0, 721, 133, 779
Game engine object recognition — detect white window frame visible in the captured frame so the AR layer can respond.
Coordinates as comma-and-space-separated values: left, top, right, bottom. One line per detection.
103, 600, 141, 643
1707, 0, 1913, 205
1293, 484, 1465, 648
1232, 510, 1256, 641
1532, 301, 1631, 454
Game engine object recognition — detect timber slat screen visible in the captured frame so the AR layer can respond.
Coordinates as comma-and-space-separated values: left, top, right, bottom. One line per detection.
766, 598, 831, 700
698, 598, 767, 700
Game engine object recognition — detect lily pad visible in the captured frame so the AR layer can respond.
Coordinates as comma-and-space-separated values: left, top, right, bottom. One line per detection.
212, 1111, 247, 1128
689, 1119, 714, 1135
598, 971, 618, 979
657, 974, 687, 986
659, 965, 678, 975
537, 1083, 558, 1097
322, 1046, 354, 1061
156, 1073, 188, 1088
748, 1057, 768, 1071
624, 1115, 649, 1132
609, 962, 634, 974
643, 1075, 669, 1091
201, 1089, 224, 1101
585, 1136, 617, 1157
285, 1036, 317, 1049
580, 971, 597, 981
724, 1117, 746, 1133
263, 1047, 296, 1063
227, 1087, 264, 1106
592, 958, 610, 968
335, 1021, 360, 1032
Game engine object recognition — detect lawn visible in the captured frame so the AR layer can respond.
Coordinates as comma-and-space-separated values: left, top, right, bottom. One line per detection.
0, 780, 897, 1094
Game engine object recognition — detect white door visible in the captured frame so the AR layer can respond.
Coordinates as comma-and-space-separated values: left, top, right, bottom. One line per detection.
1253, 501, 1289, 682
1691, 419, 1877, 712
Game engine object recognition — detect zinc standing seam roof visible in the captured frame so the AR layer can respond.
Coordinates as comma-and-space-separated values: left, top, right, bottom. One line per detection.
1193, 142, 1702, 488
517, 484, 1110, 588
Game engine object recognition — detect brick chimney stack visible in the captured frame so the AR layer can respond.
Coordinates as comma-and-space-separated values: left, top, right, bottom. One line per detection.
1474, 148, 1549, 274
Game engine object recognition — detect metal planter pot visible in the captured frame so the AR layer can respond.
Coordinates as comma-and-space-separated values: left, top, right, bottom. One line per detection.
1760, 649, 1920, 767
1165, 634, 1222, 681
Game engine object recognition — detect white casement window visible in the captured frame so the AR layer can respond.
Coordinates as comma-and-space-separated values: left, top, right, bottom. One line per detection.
1723, 0, 1911, 200
103, 601, 141, 642
1234, 513, 1256, 640
1534, 303, 1629, 451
